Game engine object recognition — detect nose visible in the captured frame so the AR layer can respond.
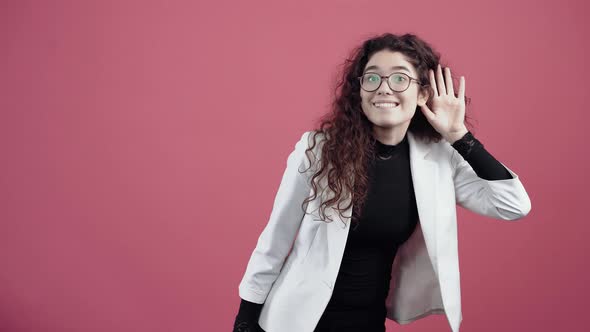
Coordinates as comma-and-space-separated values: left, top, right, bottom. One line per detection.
375, 78, 394, 95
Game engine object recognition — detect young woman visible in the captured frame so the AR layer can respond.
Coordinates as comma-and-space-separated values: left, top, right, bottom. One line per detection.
232, 33, 531, 332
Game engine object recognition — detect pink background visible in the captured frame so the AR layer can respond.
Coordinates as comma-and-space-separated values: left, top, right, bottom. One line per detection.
1, 0, 588, 331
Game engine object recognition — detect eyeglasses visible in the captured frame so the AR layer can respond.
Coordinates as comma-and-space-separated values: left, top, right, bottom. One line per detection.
358, 72, 423, 92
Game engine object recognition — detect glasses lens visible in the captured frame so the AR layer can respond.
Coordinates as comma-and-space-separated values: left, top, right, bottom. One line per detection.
388, 73, 410, 92
361, 73, 381, 91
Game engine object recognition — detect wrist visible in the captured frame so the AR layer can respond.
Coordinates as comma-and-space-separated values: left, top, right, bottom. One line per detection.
444, 127, 469, 144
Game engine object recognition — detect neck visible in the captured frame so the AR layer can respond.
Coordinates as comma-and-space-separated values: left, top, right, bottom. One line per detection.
372, 121, 410, 145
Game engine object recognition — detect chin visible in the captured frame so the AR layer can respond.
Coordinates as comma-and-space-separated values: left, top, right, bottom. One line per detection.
368, 111, 414, 127
375, 120, 409, 129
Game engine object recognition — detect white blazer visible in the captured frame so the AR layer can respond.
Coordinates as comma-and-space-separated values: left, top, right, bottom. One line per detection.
238, 130, 531, 332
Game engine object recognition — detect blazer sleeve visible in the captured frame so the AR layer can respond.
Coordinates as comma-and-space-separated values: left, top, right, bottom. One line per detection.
238, 131, 313, 304
451, 145, 532, 221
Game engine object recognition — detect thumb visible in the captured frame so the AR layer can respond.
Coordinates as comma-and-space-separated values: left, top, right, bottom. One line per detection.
419, 103, 436, 122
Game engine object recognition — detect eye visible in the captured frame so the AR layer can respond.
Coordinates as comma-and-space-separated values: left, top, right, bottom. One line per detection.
392, 74, 407, 82
365, 74, 380, 82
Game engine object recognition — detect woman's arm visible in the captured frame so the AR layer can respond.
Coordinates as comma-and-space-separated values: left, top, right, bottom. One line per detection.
238, 131, 313, 303
450, 132, 531, 220
418, 65, 530, 220
451, 131, 512, 180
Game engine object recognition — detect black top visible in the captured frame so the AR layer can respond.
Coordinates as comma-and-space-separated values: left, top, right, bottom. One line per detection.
233, 131, 512, 332
323, 132, 416, 314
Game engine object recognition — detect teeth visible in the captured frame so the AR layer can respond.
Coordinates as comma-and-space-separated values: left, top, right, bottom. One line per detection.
373, 103, 399, 108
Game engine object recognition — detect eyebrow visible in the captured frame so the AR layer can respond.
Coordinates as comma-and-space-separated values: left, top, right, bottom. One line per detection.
363, 65, 411, 74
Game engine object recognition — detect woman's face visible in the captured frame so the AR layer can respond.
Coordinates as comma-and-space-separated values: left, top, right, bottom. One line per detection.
360, 50, 428, 131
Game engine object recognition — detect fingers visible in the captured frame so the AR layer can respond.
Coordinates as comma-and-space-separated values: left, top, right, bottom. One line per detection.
444, 67, 454, 96
436, 64, 446, 96
431, 64, 464, 99
458, 76, 465, 101
429, 69, 438, 96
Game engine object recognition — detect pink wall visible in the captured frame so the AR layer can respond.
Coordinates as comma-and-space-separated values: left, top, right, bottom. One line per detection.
1, 0, 588, 331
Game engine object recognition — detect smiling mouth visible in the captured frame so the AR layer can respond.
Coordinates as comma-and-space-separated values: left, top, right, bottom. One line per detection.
372, 102, 399, 109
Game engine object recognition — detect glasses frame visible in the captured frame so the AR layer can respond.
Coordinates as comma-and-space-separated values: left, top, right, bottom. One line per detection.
357, 72, 425, 92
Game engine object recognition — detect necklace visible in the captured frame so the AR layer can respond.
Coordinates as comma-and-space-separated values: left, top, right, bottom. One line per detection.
376, 143, 398, 160
374, 135, 406, 161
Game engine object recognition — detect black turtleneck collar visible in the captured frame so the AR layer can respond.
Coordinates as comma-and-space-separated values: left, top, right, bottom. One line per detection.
374, 133, 409, 159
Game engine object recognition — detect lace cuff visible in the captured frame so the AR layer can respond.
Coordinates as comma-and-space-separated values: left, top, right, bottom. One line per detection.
451, 131, 483, 159
233, 317, 264, 332
233, 299, 264, 332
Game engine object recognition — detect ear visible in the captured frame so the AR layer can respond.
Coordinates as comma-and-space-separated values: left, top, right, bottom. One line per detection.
417, 87, 430, 107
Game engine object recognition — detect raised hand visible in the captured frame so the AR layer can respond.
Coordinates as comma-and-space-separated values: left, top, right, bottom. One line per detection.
419, 64, 468, 143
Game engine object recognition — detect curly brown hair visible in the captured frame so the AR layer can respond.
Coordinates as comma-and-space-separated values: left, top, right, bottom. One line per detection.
300, 32, 473, 225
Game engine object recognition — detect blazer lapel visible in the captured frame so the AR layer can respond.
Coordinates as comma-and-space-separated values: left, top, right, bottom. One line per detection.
407, 132, 439, 275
